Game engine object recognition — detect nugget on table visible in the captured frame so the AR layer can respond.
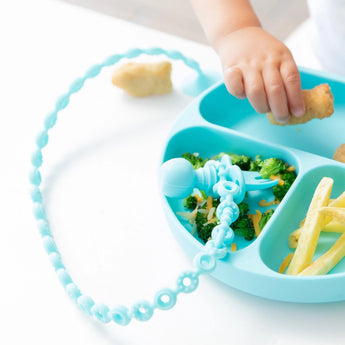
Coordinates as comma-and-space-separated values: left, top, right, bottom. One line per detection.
112, 61, 173, 97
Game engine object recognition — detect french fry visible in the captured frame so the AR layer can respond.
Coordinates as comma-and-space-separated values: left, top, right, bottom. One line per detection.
323, 219, 345, 233
287, 177, 333, 275
299, 231, 345, 275
319, 207, 345, 225
288, 193, 345, 248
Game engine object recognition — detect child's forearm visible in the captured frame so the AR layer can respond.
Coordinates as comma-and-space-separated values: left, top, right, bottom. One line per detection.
191, 0, 261, 49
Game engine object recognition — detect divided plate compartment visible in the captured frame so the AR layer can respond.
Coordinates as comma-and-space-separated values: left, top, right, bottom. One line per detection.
161, 67, 345, 303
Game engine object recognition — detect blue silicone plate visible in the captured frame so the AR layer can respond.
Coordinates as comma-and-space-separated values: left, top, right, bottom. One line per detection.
161, 67, 345, 303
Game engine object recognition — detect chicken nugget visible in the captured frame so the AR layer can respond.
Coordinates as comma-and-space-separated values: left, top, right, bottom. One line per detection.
112, 61, 172, 97
333, 144, 345, 163
267, 84, 334, 126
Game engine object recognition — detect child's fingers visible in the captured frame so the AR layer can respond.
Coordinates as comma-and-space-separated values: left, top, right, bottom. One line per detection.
243, 71, 269, 113
224, 67, 245, 99
280, 61, 305, 117
263, 67, 290, 123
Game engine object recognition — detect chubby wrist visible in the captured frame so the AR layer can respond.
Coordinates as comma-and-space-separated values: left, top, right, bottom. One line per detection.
213, 25, 262, 53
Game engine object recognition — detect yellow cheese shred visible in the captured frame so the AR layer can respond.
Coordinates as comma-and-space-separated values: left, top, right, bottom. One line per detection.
279, 252, 294, 274
249, 210, 262, 237
231, 243, 237, 252
258, 199, 277, 207
286, 166, 295, 172
206, 195, 213, 211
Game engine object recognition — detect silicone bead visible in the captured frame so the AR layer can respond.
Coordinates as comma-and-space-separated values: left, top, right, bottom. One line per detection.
183, 58, 200, 71
193, 252, 216, 274
44, 112, 57, 130
37, 219, 50, 236
166, 50, 184, 60
110, 305, 132, 326
33, 202, 46, 220
91, 303, 111, 323
36, 131, 49, 149
212, 225, 234, 247
103, 54, 121, 66
30, 168, 41, 186
66, 283, 81, 301
57, 268, 73, 287
145, 47, 164, 55
154, 289, 177, 310
176, 271, 199, 293
31, 186, 42, 202
49, 252, 64, 270
55, 94, 70, 111
205, 240, 228, 259
42, 235, 58, 254
125, 48, 142, 58
31, 150, 43, 167
86, 64, 102, 78
131, 300, 154, 322
69, 78, 86, 93
77, 295, 95, 316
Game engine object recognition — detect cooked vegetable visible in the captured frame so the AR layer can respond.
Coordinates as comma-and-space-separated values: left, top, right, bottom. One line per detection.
287, 177, 334, 275
259, 158, 286, 179
259, 209, 274, 231
184, 195, 197, 210
272, 170, 297, 201
231, 215, 255, 241
181, 152, 207, 169
249, 155, 263, 172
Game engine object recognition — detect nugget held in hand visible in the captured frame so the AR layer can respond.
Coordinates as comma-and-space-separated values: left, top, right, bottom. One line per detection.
333, 144, 345, 163
112, 61, 173, 97
267, 84, 334, 126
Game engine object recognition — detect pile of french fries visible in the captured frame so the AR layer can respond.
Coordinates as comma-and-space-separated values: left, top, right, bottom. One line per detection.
281, 177, 345, 275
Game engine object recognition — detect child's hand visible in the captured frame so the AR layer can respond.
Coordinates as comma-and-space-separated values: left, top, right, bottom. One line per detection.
216, 27, 305, 123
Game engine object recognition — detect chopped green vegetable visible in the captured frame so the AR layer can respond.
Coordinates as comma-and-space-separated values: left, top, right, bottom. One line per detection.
259, 158, 286, 179
272, 170, 297, 201
249, 155, 264, 172
231, 216, 255, 241
228, 153, 252, 171
195, 211, 217, 243
182, 152, 206, 169
184, 195, 197, 210
259, 209, 274, 230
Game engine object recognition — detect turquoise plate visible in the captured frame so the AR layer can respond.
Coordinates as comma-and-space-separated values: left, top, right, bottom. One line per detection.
161, 67, 345, 303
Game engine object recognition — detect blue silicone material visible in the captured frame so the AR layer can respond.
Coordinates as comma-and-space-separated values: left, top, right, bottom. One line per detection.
29, 48, 228, 326
162, 66, 345, 303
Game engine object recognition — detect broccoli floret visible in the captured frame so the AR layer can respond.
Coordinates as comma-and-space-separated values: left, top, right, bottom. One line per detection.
181, 152, 206, 169
227, 153, 252, 171
259, 209, 274, 231
238, 201, 250, 218
195, 211, 217, 243
259, 158, 286, 179
249, 155, 264, 172
231, 217, 255, 241
272, 170, 297, 201
184, 195, 197, 210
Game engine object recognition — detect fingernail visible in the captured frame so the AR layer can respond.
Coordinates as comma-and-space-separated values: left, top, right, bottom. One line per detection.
237, 94, 246, 99
277, 116, 290, 124
292, 107, 305, 117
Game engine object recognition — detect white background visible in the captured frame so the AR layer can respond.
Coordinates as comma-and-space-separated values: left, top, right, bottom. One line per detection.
1, 1, 344, 344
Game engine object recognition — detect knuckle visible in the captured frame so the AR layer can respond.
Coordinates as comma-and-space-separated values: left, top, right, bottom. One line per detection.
284, 71, 300, 85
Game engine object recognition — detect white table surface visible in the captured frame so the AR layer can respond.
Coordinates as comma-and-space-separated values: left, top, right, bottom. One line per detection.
1, 1, 344, 344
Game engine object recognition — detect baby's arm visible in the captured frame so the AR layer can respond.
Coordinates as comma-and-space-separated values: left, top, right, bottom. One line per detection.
192, 0, 305, 123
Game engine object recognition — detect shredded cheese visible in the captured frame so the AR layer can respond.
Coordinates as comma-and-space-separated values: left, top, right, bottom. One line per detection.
206, 196, 213, 211
286, 166, 295, 172
195, 194, 203, 204
231, 243, 237, 252
259, 199, 277, 207
249, 210, 262, 237
279, 252, 294, 274
207, 207, 216, 221
270, 174, 285, 186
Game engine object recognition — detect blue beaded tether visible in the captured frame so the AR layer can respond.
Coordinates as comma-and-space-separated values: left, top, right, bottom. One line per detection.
30, 48, 276, 325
